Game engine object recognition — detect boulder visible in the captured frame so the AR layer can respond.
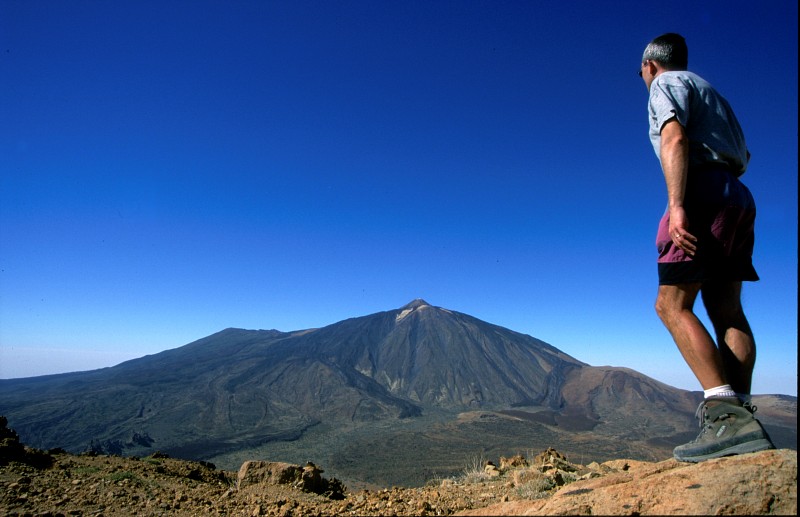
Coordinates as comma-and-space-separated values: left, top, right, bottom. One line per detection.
499, 454, 528, 471
236, 459, 346, 499
237, 461, 303, 490
484, 461, 501, 477
0, 416, 52, 468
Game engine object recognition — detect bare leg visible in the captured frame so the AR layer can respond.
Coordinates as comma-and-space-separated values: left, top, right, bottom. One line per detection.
655, 283, 728, 390
701, 280, 755, 395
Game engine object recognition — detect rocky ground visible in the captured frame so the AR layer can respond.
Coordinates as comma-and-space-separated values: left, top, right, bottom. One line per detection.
2, 417, 796, 516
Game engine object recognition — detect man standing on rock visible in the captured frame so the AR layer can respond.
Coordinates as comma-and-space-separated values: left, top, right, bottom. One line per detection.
639, 33, 775, 462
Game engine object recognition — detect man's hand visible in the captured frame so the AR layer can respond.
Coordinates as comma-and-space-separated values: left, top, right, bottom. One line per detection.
668, 205, 697, 256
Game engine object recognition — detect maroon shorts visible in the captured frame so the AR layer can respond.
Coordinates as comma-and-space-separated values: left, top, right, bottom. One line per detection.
657, 167, 759, 285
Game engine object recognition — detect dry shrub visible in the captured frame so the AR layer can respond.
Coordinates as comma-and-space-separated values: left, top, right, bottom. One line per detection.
513, 468, 554, 500
461, 454, 492, 484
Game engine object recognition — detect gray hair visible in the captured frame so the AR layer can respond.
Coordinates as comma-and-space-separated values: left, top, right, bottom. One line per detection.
642, 33, 688, 70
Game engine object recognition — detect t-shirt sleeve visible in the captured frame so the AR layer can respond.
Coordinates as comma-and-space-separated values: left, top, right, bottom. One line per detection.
649, 76, 690, 133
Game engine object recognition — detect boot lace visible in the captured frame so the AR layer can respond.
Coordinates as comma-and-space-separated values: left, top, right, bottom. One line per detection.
691, 401, 733, 441
742, 401, 758, 414
693, 401, 708, 428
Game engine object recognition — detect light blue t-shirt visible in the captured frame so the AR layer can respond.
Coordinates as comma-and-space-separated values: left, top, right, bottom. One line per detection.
648, 71, 749, 175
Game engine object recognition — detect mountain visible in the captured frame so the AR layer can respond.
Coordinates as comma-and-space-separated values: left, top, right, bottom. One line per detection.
0, 299, 796, 487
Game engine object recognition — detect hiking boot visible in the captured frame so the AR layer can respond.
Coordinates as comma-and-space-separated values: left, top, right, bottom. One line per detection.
673, 397, 775, 463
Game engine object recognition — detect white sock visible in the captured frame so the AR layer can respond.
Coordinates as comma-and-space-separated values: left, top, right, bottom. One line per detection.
704, 384, 736, 399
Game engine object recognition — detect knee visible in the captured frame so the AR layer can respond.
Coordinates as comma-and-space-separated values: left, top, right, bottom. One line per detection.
654, 294, 673, 325
655, 284, 700, 328
655, 292, 691, 328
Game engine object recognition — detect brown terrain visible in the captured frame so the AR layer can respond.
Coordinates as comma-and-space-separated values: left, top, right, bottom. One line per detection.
2, 417, 796, 516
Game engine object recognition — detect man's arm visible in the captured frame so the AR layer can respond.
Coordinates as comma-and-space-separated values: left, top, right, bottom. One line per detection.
660, 118, 697, 256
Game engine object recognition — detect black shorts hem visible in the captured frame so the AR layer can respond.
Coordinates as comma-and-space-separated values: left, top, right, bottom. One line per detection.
658, 261, 760, 286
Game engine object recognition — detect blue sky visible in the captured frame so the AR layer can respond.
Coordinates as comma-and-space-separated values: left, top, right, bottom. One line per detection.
1, 0, 796, 396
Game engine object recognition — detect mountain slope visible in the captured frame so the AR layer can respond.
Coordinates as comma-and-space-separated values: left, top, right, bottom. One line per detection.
286, 299, 586, 408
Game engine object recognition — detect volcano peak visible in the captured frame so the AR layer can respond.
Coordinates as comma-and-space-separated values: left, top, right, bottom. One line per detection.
400, 299, 430, 310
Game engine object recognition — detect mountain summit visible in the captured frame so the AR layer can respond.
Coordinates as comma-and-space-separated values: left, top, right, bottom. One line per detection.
400, 298, 430, 310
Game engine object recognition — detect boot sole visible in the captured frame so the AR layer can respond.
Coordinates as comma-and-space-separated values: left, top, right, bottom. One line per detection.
674, 438, 775, 463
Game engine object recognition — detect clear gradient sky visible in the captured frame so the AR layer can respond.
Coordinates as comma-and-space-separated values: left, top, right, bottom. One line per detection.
1, 1, 796, 396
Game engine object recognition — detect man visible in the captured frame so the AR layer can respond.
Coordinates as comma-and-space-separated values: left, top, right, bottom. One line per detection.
639, 33, 774, 462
